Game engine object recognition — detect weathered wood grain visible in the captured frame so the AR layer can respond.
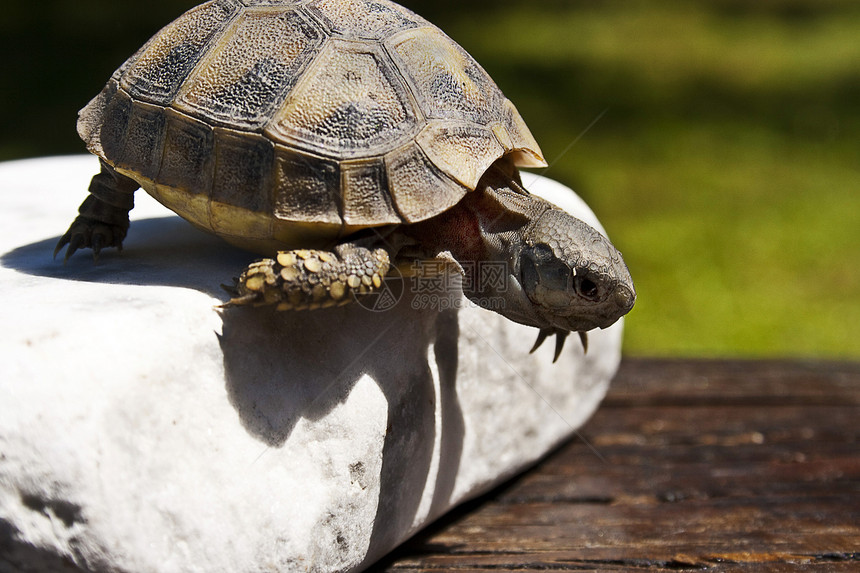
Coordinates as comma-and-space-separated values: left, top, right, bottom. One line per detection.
375, 359, 860, 572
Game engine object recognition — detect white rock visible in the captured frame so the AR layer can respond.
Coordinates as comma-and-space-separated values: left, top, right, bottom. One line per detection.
0, 156, 623, 572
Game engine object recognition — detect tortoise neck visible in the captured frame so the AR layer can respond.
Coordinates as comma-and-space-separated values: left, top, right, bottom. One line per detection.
406, 163, 552, 273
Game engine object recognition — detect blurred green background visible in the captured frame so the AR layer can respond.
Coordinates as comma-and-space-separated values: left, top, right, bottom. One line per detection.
2, 0, 858, 357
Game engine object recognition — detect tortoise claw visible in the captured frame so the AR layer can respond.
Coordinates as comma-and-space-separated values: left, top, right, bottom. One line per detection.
530, 328, 587, 362
53, 233, 70, 260
220, 281, 240, 297
529, 328, 551, 354
219, 293, 259, 308
91, 233, 105, 261
65, 233, 86, 263
578, 331, 589, 354
54, 216, 127, 262
552, 330, 570, 362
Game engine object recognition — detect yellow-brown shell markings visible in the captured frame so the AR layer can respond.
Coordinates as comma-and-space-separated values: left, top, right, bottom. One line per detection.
77, 0, 546, 254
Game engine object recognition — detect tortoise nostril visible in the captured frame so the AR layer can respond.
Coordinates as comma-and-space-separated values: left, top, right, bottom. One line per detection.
576, 277, 599, 300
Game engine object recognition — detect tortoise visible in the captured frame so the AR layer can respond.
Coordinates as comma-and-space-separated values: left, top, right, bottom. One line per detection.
56, 0, 635, 359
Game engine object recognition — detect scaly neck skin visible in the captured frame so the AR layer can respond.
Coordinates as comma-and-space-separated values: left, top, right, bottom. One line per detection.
408, 165, 554, 324
402, 170, 539, 262
410, 163, 636, 334
453, 180, 557, 330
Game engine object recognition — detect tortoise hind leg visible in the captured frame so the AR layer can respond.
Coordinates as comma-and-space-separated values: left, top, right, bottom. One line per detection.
226, 244, 391, 311
55, 159, 138, 261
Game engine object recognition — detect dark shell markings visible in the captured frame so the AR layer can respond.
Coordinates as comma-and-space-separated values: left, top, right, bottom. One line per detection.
76, 0, 545, 253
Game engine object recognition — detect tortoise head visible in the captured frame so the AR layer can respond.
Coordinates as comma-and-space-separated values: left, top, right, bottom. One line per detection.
504, 209, 635, 334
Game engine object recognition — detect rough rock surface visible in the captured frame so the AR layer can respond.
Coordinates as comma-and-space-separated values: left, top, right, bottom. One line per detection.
0, 156, 624, 572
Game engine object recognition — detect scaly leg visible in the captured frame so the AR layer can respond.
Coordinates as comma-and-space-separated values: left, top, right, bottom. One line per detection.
55, 159, 139, 261
226, 244, 391, 311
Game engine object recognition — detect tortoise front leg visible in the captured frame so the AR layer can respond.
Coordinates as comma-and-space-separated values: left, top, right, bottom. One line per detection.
55, 159, 139, 261
226, 244, 391, 311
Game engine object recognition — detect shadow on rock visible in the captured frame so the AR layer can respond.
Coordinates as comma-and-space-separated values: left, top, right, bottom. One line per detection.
0, 216, 252, 298
4, 214, 468, 559
219, 300, 465, 562
365, 305, 464, 565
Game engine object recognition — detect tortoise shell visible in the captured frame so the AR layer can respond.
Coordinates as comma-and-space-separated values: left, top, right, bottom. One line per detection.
77, 0, 547, 253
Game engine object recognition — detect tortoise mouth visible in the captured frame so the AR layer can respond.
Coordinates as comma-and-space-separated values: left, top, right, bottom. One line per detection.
548, 283, 635, 332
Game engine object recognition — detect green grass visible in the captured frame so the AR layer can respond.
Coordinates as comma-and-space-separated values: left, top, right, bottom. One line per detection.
432, 0, 860, 357
3, 0, 859, 357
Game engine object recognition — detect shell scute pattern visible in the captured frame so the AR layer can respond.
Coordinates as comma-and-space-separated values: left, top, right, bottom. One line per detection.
265, 39, 420, 158
120, 0, 240, 105
211, 129, 274, 212
119, 100, 166, 181
386, 26, 500, 126
383, 142, 465, 222
415, 123, 505, 190
159, 109, 215, 192
80, 0, 545, 252
272, 147, 341, 224
96, 86, 131, 161
340, 159, 400, 225
308, 0, 425, 40
239, 0, 310, 7
174, 9, 323, 129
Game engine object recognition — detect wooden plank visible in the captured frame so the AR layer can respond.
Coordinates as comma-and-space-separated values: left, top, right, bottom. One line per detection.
604, 359, 860, 406
375, 359, 860, 571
